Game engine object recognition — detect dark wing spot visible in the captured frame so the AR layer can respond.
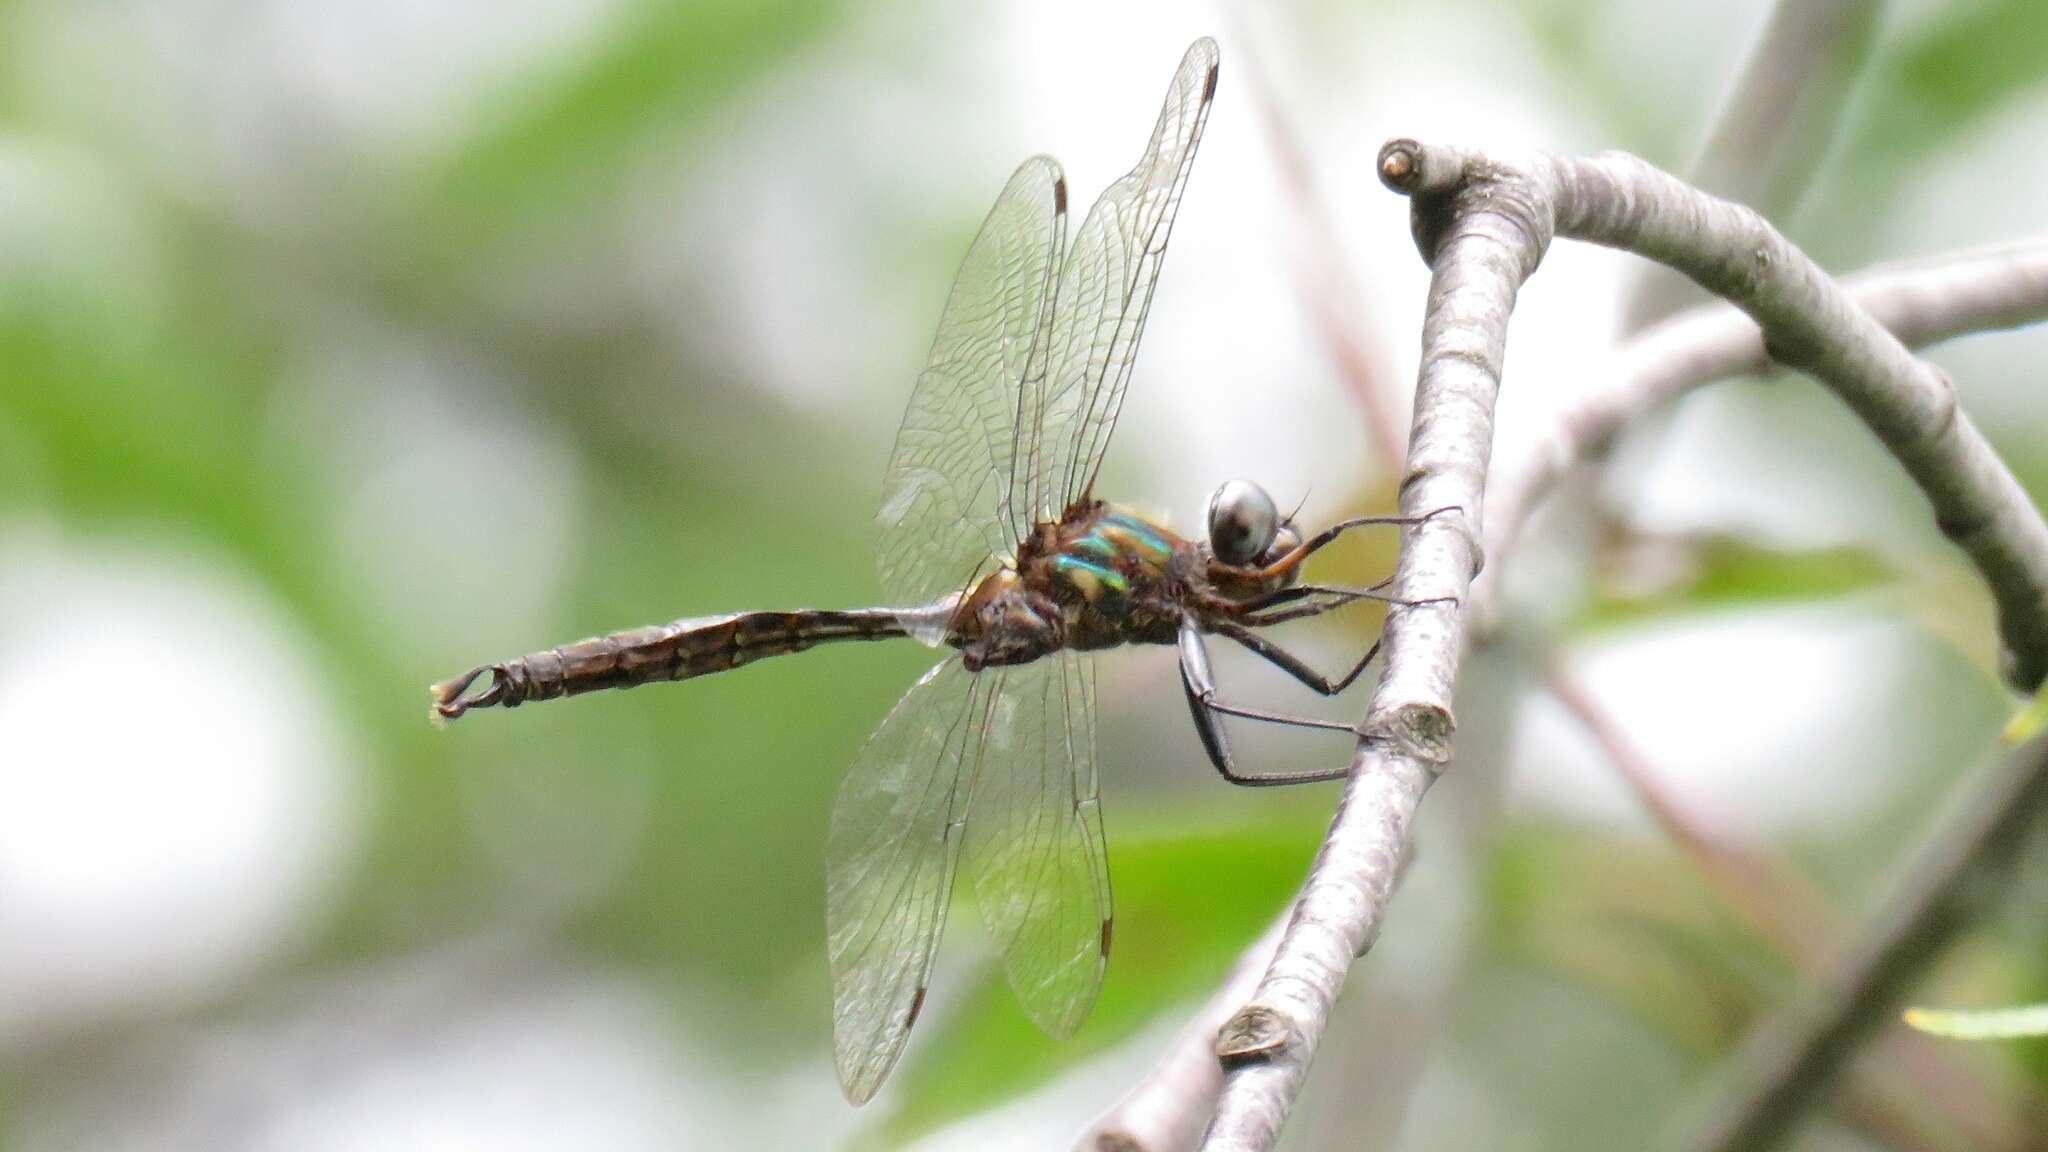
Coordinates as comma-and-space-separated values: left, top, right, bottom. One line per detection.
1053, 176, 1068, 215
1100, 916, 1114, 959
906, 984, 929, 1031
1202, 62, 1219, 103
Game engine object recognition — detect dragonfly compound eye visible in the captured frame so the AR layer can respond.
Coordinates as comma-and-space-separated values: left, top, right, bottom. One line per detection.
1207, 478, 1278, 566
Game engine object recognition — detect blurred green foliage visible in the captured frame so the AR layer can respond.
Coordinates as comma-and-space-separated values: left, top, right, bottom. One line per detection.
1488, 826, 1789, 1056
3, 0, 2047, 1145
859, 807, 1328, 1149
1572, 535, 1901, 634
391, 0, 838, 277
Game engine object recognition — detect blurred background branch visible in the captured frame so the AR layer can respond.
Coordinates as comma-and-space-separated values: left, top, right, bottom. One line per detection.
1675, 731, 2048, 1152
1479, 239, 2048, 632
1541, 147, 2048, 691
1620, 0, 1886, 332
1205, 131, 2048, 1149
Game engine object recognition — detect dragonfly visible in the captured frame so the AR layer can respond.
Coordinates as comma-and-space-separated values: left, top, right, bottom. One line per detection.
430, 37, 1439, 1104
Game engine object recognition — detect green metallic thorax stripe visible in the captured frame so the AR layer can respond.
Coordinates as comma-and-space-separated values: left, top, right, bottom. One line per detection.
1052, 554, 1129, 598
1069, 534, 1121, 561
1095, 513, 1175, 564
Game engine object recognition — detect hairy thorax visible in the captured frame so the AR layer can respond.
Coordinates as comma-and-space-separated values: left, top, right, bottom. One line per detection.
949, 501, 1199, 670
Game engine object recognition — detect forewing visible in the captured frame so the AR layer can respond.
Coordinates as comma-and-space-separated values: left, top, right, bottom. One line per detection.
963, 651, 1112, 1038
826, 656, 991, 1104
877, 157, 1067, 633
1027, 37, 1217, 522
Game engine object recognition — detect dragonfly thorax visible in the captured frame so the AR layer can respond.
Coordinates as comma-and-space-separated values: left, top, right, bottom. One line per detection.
949, 569, 1063, 671
945, 503, 1202, 667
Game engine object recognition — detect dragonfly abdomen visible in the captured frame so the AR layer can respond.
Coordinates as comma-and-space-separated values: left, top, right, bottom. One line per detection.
431, 608, 908, 721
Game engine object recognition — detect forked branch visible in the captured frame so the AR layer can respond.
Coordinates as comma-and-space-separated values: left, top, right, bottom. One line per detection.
1479, 239, 2048, 629
1191, 138, 2048, 1151
1621, 0, 1883, 331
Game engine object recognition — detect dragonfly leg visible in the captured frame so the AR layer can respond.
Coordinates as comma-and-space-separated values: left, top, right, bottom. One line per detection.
1208, 617, 1381, 696
1236, 576, 1391, 613
1178, 618, 1352, 787
1239, 583, 1457, 627
1255, 503, 1463, 583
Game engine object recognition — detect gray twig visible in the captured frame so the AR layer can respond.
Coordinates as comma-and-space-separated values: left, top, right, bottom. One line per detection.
1077, 917, 1287, 1152
1409, 137, 2048, 687
1480, 239, 2048, 630
1541, 148, 2048, 689
1623, 0, 1884, 331
1193, 137, 2048, 1151
1196, 141, 1539, 1152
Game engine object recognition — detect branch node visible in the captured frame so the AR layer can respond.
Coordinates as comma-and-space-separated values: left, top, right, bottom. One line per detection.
1361, 702, 1458, 767
1376, 137, 1454, 194
1922, 363, 1960, 444
1215, 1002, 1297, 1066
1376, 141, 1414, 187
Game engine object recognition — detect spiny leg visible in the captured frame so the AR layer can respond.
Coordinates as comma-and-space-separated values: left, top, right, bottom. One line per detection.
1234, 576, 1392, 614
1208, 617, 1381, 697
1177, 617, 1351, 787
1253, 503, 1462, 583
1240, 583, 1458, 628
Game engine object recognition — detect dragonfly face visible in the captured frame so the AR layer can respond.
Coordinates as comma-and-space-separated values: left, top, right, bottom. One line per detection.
430, 36, 1430, 1106
1197, 477, 1309, 598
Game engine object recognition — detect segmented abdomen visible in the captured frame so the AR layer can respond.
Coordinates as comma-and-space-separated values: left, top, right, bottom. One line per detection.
432, 608, 908, 720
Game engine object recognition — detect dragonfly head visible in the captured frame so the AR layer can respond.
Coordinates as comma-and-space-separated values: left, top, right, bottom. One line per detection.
1199, 479, 1305, 599
1205, 478, 1303, 575
1205, 478, 1279, 566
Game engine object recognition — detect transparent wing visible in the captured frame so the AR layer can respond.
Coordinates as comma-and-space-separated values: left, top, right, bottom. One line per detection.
877, 157, 1067, 636
826, 656, 992, 1104
1026, 37, 1217, 523
963, 651, 1111, 1037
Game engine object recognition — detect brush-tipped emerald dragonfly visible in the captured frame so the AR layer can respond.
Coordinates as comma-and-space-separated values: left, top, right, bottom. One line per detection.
431, 37, 1443, 1103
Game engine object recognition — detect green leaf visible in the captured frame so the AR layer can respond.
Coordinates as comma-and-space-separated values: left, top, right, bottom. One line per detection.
2002, 688, 2048, 744
851, 805, 1327, 1151
1903, 1004, 2048, 1041
1574, 534, 1898, 634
